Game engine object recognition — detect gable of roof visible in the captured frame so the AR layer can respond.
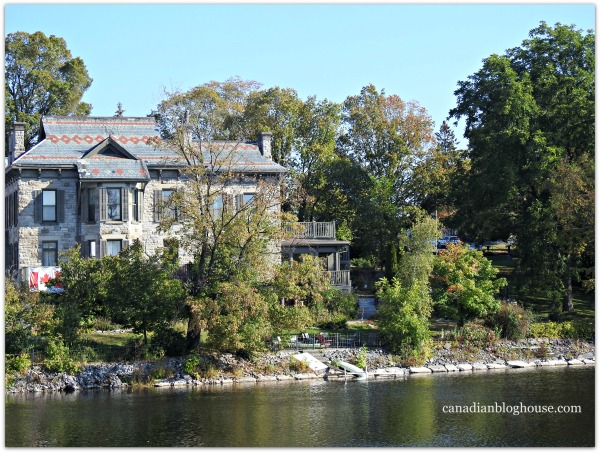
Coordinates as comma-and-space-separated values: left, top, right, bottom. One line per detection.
82, 136, 139, 160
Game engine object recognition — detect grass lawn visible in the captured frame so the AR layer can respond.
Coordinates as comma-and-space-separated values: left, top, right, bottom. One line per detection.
488, 252, 594, 322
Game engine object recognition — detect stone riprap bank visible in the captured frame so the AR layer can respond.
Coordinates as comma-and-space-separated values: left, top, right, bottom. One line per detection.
5, 338, 594, 393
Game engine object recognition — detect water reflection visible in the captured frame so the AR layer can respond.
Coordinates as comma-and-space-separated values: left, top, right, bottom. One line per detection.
5, 367, 594, 447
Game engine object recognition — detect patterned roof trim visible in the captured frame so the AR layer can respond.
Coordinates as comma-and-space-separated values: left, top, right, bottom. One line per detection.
45, 134, 152, 145
76, 159, 150, 181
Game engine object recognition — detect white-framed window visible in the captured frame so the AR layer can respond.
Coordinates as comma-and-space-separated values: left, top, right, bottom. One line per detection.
106, 188, 122, 221
106, 239, 122, 256
213, 194, 224, 217
42, 241, 58, 266
88, 240, 96, 258
42, 190, 57, 222
162, 189, 178, 220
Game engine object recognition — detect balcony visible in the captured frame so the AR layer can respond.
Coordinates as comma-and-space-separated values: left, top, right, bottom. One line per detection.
285, 221, 336, 239
326, 270, 351, 290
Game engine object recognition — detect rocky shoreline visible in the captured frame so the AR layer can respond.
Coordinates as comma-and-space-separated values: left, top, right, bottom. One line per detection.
5, 338, 594, 394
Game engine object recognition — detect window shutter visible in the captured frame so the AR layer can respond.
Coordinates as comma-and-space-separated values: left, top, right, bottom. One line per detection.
223, 193, 233, 213
57, 190, 65, 223
81, 241, 88, 258
14, 191, 18, 227
235, 194, 244, 212
122, 239, 130, 250
7, 194, 12, 227
90, 189, 97, 222
136, 190, 144, 222
33, 190, 42, 223
9, 193, 13, 227
121, 188, 129, 222
81, 188, 89, 222
99, 240, 107, 258
99, 188, 108, 221
154, 190, 162, 222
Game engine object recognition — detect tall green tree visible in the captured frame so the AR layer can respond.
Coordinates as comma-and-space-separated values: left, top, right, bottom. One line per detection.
154, 78, 292, 350
449, 22, 594, 311
244, 86, 303, 166
5, 31, 93, 150
432, 243, 507, 327
336, 84, 437, 271
412, 121, 465, 217
376, 215, 439, 361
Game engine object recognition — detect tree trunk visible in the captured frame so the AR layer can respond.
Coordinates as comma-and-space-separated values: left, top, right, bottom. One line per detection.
562, 263, 574, 312
186, 304, 202, 350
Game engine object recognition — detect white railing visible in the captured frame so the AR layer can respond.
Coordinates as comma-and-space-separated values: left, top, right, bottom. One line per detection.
327, 270, 351, 288
285, 221, 336, 239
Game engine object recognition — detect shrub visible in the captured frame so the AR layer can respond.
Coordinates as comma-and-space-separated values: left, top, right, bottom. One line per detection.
456, 321, 497, 348
318, 313, 348, 330
6, 353, 32, 374
325, 290, 358, 319
93, 317, 117, 332
43, 338, 79, 374
529, 320, 595, 340
184, 355, 200, 379
288, 356, 311, 373
528, 321, 564, 339
150, 326, 187, 357
486, 301, 532, 340
150, 365, 174, 380
353, 345, 369, 369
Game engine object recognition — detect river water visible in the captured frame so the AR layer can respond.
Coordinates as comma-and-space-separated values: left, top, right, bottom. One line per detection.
5, 366, 594, 447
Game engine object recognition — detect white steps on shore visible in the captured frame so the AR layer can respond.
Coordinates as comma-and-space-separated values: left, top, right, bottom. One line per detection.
357, 296, 377, 320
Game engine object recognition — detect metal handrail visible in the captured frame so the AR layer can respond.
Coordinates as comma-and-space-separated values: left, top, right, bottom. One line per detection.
284, 221, 336, 239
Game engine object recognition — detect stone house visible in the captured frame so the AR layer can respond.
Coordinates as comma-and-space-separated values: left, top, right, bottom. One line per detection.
4, 116, 285, 280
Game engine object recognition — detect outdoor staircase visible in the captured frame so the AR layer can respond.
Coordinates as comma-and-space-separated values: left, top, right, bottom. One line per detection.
357, 296, 377, 320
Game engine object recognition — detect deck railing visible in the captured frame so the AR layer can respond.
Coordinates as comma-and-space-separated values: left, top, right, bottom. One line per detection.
326, 270, 351, 288
285, 221, 336, 239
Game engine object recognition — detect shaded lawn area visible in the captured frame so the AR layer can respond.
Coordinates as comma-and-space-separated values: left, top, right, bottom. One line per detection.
488, 253, 595, 322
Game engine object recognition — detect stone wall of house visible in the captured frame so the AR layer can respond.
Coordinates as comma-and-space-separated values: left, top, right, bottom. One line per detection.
16, 171, 79, 268
10, 169, 283, 275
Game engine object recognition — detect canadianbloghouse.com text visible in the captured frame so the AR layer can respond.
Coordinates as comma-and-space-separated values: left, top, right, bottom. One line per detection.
442, 402, 582, 416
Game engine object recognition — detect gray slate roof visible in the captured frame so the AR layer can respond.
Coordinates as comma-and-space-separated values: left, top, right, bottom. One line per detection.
11, 116, 286, 175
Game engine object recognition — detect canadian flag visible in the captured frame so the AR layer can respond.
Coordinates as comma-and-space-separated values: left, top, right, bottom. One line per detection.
28, 267, 62, 292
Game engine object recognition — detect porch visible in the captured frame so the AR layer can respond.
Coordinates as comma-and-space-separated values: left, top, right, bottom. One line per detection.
282, 221, 352, 291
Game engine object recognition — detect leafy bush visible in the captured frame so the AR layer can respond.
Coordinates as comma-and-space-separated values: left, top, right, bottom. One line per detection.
6, 353, 32, 374
43, 338, 79, 374
325, 290, 358, 318
455, 321, 497, 348
529, 320, 595, 340
184, 355, 200, 379
93, 316, 117, 332
354, 345, 369, 369
288, 356, 311, 373
318, 313, 348, 330
528, 321, 564, 339
486, 301, 532, 340
376, 278, 432, 362
151, 326, 187, 357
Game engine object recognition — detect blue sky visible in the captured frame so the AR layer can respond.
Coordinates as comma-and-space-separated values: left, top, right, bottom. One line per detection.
4, 3, 595, 146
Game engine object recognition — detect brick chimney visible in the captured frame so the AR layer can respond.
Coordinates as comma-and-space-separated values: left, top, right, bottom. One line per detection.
257, 132, 272, 160
9, 122, 26, 165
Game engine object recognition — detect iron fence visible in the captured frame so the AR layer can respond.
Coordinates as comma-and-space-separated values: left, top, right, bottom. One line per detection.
267, 331, 381, 351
